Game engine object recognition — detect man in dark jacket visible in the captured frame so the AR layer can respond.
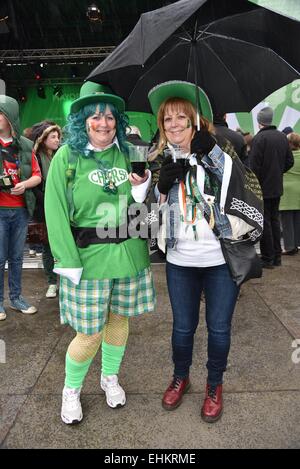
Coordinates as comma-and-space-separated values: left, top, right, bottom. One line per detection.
249, 106, 294, 268
213, 113, 248, 165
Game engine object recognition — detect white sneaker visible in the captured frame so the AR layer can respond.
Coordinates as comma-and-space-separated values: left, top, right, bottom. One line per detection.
0, 312, 6, 321
46, 284, 57, 298
100, 374, 126, 408
36, 252, 43, 258
61, 386, 83, 424
29, 249, 36, 257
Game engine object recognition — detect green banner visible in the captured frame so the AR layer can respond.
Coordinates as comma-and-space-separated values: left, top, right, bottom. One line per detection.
248, 0, 300, 21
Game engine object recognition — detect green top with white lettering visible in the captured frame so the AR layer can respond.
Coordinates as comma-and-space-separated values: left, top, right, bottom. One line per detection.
45, 144, 150, 279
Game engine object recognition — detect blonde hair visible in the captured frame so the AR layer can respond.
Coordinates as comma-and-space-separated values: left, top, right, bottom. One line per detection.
287, 132, 300, 150
149, 97, 213, 160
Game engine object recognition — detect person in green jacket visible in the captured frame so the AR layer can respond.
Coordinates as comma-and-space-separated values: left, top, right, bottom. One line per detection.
280, 132, 300, 255
45, 82, 156, 424
0, 95, 41, 321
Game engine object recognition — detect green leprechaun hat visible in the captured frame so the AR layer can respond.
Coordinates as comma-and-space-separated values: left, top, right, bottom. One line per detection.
70, 81, 125, 114
148, 80, 213, 122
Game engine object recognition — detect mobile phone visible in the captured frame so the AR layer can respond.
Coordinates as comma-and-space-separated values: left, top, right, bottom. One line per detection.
0, 174, 14, 190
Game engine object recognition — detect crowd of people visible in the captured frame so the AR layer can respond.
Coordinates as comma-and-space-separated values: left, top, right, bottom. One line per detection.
0, 79, 299, 426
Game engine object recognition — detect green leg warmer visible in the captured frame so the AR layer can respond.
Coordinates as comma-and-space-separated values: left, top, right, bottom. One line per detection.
65, 352, 93, 389
101, 341, 126, 376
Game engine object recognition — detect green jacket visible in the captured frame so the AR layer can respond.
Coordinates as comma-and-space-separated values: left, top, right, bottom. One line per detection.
280, 149, 300, 211
0, 95, 36, 215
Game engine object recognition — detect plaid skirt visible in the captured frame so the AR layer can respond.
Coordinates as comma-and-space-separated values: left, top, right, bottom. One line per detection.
59, 267, 156, 334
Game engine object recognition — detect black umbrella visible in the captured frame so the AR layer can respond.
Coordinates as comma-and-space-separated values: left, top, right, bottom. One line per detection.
87, 0, 207, 103
87, 0, 300, 114
206, 8, 300, 74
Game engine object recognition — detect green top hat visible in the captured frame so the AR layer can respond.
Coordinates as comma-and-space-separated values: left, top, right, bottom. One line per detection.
148, 80, 213, 122
70, 81, 125, 114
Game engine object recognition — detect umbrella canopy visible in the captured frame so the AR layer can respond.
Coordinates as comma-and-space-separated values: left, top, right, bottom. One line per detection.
87, 0, 207, 104
207, 8, 300, 74
87, 0, 300, 114
94, 0, 207, 69
125, 35, 299, 115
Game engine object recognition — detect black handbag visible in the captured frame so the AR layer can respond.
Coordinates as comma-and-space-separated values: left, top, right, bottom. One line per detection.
220, 237, 262, 286
194, 171, 262, 287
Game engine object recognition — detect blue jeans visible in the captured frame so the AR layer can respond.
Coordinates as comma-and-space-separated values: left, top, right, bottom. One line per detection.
166, 261, 240, 386
0, 208, 29, 302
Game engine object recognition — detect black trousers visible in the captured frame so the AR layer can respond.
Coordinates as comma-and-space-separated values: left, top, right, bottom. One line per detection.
260, 197, 281, 263
280, 210, 300, 251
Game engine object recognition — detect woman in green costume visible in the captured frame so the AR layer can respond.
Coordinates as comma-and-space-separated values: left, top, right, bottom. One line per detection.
45, 82, 156, 424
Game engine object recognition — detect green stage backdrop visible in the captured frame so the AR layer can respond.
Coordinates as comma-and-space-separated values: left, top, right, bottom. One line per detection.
20, 85, 80, 132
19, 85, 157, 142
20, 80, 300, 141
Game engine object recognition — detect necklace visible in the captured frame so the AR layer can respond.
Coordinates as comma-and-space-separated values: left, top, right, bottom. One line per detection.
180, 180, 197, 224
189, 169, 215, 229
86, 149, 118, 194
180, 168, 215, 229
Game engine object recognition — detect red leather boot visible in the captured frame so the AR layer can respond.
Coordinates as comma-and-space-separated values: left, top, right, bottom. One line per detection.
201, 384, 223, 423
162, 376, 190, 410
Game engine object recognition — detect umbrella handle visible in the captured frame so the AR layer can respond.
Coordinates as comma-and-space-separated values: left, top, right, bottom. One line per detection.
196, 112, 200, 131
193, 45, 201, 131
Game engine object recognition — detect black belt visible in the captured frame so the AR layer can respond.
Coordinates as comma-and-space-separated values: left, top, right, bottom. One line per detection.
71, 225, 132, 248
